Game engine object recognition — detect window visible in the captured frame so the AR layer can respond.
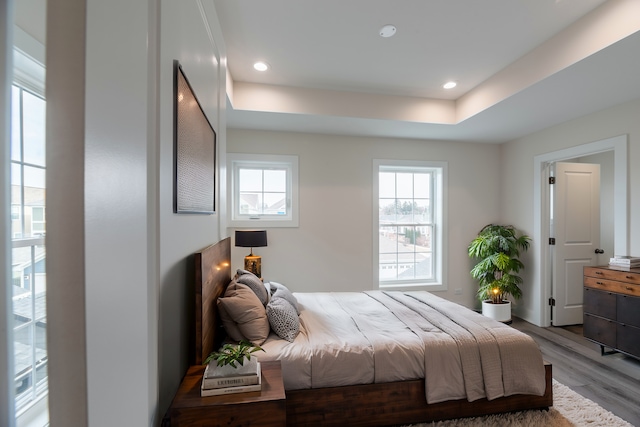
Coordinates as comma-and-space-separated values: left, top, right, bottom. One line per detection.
228, 153, 299, 227
373, 160, 447, 290
11, 82, 48, 422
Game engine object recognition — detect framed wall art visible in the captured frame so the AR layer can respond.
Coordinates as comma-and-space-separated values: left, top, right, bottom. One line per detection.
173, 60, 216, 214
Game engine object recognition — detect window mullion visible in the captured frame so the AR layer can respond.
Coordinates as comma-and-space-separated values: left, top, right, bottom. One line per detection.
29, 245, 37, 402
19, 88, 26, 238
261, 169, 265, 215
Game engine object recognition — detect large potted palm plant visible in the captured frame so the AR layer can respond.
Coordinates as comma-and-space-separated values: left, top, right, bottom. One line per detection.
468, 224, 531, 322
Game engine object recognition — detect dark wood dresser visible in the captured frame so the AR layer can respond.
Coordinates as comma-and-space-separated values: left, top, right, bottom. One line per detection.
583, 266, 640, 359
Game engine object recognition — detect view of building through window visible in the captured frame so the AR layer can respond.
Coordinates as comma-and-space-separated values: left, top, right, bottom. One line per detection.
11, 83, 48, 419
378, 167, 436, 285
239, 167, 287, 216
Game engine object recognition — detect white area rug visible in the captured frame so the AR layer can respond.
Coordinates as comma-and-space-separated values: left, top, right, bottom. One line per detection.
407, 380, 633, 427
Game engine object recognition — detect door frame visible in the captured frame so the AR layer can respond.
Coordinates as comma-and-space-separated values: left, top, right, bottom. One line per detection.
533, 134, 628, 327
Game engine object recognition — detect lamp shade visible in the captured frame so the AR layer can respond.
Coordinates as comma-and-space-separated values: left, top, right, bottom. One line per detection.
235, 230, 267, 248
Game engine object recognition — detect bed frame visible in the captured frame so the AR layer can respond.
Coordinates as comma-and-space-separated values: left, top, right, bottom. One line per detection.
194, 238, 553, 426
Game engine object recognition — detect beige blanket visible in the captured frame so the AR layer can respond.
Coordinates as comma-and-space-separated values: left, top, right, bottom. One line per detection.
258, 291, 546, 403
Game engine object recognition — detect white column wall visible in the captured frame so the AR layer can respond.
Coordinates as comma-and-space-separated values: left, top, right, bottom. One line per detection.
84, 0, 153, 425
46, 0, 226, 425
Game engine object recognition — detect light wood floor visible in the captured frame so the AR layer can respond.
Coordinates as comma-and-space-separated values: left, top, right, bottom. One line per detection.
511, 317, 640, 426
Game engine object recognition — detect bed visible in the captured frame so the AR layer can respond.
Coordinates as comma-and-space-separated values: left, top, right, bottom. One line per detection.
194, 237, 552, 426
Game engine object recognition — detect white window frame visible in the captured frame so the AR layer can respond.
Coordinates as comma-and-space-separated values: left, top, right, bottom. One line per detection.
227, 153, 299, 228
373, 159, 447, 291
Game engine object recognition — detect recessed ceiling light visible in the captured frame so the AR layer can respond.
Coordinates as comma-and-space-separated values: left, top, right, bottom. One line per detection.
443, 81, 457, 89
379, 25, 397, 38
253, 61, 269, 72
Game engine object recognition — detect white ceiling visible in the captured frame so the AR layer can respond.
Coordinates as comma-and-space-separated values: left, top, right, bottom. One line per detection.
214, 0, 640, 143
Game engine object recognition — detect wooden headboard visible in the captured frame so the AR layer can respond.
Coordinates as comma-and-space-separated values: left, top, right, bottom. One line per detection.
194, 237, 231, 365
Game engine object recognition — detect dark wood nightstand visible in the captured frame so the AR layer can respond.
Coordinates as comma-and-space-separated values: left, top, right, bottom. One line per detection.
167, 360, 286, 426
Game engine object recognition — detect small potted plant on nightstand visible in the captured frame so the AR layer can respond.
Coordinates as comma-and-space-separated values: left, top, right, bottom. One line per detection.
468, 224, 531, 322
204, 340, 264, 375
200, 340, 265, 395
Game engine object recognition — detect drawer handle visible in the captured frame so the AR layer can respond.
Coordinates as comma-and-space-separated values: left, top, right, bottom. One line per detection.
597, 282, 604, 285
626, 276, 633, 279
626, 286, 634, 291
596, 271, 603, 275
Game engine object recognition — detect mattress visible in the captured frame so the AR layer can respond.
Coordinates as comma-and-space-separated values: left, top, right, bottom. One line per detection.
257, 290, 546, 404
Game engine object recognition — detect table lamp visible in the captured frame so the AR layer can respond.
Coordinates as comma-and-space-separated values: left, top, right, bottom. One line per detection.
235, 230, 268, 278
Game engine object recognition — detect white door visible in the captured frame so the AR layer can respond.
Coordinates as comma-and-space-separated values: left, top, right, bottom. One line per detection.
551, 162, 601, 326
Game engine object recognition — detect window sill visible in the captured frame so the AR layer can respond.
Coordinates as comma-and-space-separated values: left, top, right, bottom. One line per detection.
229, 218, 299, 228
16, 392, 49, 427
379, 282, 447, 292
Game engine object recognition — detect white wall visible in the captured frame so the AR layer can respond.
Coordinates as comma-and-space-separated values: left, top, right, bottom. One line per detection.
84, 1, 156, 425
46, 0, 226, 425
227, 129, 501, 308
501, 97, 640, 325
227, 97, 640, 322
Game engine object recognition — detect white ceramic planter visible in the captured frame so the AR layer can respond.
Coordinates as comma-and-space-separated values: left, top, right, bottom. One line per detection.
208, 356, 258, 378
482, 300, 511, 322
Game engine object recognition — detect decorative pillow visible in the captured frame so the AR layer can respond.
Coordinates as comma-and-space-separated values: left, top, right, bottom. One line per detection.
263, 281, 271, 304
266, 296, 300, 342
217, 282, 269, 346
236, 273, 269, 306
269, 282, 300, 315
235, 268, 254, 277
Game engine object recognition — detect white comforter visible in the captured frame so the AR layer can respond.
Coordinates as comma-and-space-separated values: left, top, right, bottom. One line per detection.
257, 291, 546, 404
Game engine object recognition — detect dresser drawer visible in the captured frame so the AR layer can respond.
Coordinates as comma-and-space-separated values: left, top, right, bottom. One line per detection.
583, 287, 616, 319
584, 266, 640, 284
583, 313, 616, 348
618, 294, 640, 328
584, 276, 640, 297
617, 323, 640, 358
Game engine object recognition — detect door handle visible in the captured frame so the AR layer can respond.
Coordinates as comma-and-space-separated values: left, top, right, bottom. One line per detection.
595, 248, 604, 254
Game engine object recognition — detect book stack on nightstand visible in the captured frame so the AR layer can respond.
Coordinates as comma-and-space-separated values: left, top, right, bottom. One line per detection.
200, 360, 261, 397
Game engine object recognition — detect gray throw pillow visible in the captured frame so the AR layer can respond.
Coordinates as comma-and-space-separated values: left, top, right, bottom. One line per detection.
266, 297, 300, 342
269, 281, 300, 314
235, 268, 253, 277
236, 273, 269, 306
